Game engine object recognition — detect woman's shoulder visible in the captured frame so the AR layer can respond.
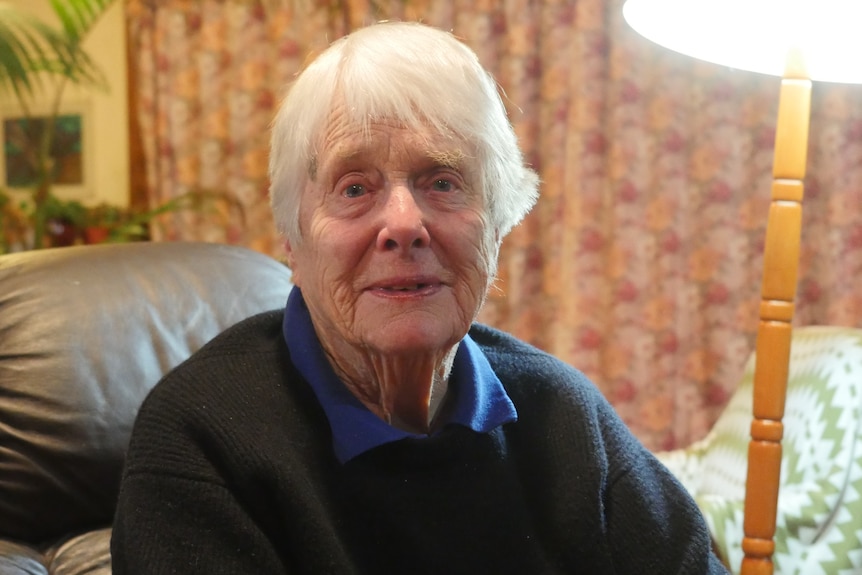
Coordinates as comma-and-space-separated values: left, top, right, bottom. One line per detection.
140, 309, 295, 415
195, 308, 287, 356
469, 323, 592, 386
468, 322, 613, 417
122, 308, 329, 485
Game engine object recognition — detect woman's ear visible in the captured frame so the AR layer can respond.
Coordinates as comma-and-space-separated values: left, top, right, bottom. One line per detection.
284, 238, 294, 267
283, 239, 301, 286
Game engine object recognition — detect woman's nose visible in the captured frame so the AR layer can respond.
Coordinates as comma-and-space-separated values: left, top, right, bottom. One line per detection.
376, 185, 431, 252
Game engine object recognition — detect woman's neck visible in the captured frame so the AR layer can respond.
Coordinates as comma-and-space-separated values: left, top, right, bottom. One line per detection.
322, 343, 458, 434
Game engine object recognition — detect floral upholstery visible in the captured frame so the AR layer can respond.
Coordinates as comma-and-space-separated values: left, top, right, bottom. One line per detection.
656, 326, 862, 574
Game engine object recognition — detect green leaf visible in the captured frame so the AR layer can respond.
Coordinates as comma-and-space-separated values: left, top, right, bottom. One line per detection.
0, 0, 115, 98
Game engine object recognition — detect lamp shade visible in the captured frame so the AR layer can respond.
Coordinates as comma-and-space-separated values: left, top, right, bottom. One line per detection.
623, 0, 862, 84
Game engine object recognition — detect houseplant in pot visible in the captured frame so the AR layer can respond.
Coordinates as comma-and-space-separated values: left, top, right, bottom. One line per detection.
0, 0, 117, 249
39, 193, 86, 246
0, 187, 30, 252
80, 189, 247, 246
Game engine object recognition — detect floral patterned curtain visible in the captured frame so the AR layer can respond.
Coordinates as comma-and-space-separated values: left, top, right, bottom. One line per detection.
125, 0, 862, 451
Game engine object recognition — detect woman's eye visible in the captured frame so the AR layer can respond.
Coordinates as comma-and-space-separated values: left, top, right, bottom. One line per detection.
431, 179, 454, 192
343, 184, 366, 198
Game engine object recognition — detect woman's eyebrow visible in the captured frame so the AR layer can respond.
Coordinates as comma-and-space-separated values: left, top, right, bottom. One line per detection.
426, 148, 466, 169
334, 146, 366, 160
330, 141, 386, 164
317, 146, 374, 175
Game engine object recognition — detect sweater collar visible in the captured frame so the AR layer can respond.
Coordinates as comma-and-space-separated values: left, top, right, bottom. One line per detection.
282, 288, 517, 463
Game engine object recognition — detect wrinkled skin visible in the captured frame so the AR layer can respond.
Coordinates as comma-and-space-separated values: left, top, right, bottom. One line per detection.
285, 111, 494, 433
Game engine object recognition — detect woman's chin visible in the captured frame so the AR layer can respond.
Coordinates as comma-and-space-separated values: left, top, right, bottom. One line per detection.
355, 301, 467, 356
362, 321, 462, 357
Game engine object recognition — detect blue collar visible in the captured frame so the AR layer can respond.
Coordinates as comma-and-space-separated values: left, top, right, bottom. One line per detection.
282, 288, 517, 463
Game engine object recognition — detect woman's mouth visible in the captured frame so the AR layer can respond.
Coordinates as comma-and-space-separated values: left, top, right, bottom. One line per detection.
370, 280, 441, 295
388, 283, 429, 291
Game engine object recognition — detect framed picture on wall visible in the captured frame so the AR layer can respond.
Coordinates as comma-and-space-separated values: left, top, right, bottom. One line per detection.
0, 101, 94, 201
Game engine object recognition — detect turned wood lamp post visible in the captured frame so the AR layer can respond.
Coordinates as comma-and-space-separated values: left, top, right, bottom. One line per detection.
622, 1, 862, 574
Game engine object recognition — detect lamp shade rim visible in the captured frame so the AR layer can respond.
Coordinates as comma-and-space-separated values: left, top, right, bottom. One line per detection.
623, 0, 862, 84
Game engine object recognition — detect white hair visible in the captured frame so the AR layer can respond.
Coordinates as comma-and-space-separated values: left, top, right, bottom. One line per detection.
269, 21, 539, 248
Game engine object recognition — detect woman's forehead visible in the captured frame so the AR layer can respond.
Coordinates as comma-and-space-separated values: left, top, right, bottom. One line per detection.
319, 114, 473, 167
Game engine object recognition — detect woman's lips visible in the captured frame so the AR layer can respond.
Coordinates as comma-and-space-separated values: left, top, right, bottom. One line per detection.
380, 283, 429, 291
367, 278, 443, 295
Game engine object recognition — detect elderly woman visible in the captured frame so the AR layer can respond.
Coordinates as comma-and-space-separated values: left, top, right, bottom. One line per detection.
112, 21, 727, 575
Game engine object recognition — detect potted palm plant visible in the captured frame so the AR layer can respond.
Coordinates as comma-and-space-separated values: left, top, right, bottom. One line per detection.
0, 186, 30, 251
0, 0, 116, 250
81, 189, 248, 246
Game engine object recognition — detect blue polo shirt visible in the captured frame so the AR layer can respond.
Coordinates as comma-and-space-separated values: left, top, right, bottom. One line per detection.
282, 288, 518, 463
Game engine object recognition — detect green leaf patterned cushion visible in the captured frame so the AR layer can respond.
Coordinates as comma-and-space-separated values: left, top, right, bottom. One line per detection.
656, 326, 862, 574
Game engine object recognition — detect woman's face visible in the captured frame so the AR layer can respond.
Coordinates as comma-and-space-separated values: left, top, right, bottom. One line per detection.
285, 111, 493, 359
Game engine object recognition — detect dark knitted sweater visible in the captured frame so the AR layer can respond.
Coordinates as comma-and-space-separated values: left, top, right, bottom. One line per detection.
111, 311, 728, 574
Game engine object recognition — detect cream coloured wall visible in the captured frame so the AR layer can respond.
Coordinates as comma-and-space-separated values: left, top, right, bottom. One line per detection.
0, 0, 130, 207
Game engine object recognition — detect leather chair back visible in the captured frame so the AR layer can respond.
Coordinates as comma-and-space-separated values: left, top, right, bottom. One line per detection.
0, 242, 292, 545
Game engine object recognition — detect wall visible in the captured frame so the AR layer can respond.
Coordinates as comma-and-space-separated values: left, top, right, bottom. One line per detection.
0, 0, 130, 207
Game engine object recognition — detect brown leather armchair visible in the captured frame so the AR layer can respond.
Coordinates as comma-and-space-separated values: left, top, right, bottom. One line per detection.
0, 242, 293, 574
